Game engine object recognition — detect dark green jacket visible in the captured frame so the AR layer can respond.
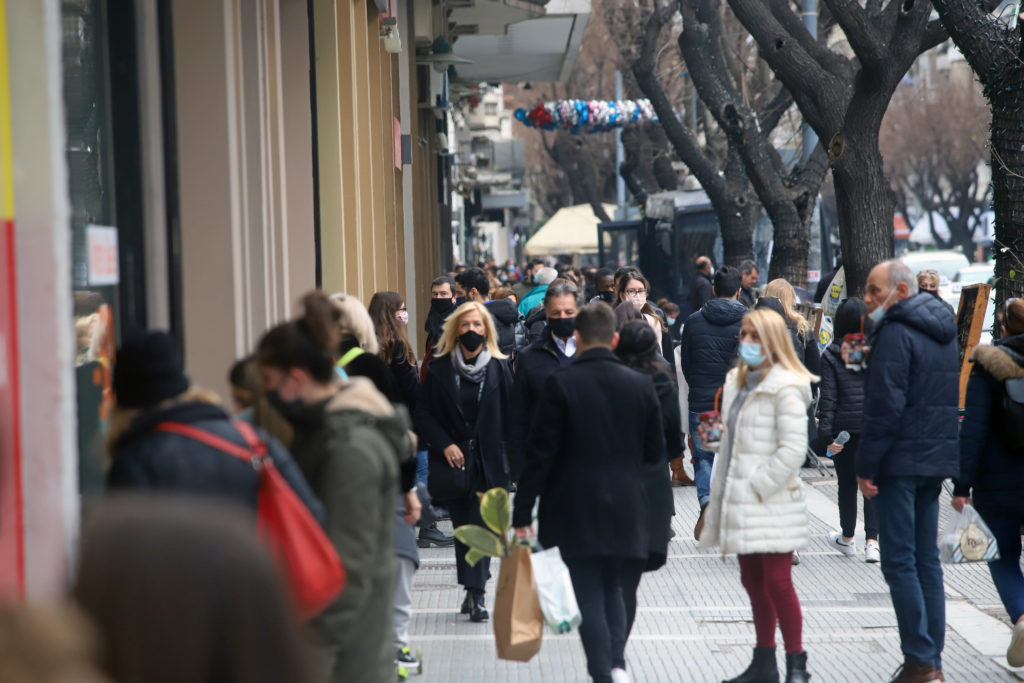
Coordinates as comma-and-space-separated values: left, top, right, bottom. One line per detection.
288, 378, 411, 683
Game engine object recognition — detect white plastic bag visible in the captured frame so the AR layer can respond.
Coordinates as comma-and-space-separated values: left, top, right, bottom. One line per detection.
939, 505, 1000, 564
529, 547, 582, 634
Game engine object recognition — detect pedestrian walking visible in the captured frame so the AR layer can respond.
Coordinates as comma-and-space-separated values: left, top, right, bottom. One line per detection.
509, 279, 579, 481
680, 266, 747, 533
953, 297, 1024, 666
513, 303, 668, 683
859, 260, 959, 683
591, 267, 617, 305
916, 269, 955, 315
106, 331, 322, 522
518, 266, 558, 316
455, 267, 525, 358
738, 260, 759, 308
690, 255, 714, 311
698, 309, 815, 683
420, 276, 458, 382
368, 291, 419, 409
816, 298, 879, 562
257, 292, 416, 683
414, 301, 513, 623
74, 495, 316, 683
759, 280, 821, 376
615, 271, 667, 354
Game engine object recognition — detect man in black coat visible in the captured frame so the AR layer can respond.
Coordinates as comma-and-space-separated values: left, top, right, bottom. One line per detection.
738, 259, 759, 308
858, 260, 959, 681
679, 266, 746, 517
455, 267, 522, 357
689, 255, 714, 312
508, 280, 579, 480
513, 303, 667, 683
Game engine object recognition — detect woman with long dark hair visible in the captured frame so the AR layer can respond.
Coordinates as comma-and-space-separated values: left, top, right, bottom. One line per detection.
257, 292, 415, 683
368, 291, 419, 408
414, 301, 513, 623
612, 321, 678, 664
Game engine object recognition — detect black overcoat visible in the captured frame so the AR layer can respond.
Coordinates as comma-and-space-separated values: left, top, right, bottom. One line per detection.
512, 348, 668, 561
414, 353, 512, 493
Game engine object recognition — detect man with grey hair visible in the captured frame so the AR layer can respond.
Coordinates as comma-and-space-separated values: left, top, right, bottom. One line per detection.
858, 259, 959, 683
508, 279, 580, 480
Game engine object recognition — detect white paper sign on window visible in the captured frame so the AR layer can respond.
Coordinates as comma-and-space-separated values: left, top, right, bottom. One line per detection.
87, 225, 119, 286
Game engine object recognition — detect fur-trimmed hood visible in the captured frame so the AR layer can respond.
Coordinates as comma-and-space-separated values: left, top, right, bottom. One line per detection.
972, 340, 1024, 382
326, 376, 396, 417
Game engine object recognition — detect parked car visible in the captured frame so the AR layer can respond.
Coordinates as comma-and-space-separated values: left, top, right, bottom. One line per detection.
900, 250, 971, 284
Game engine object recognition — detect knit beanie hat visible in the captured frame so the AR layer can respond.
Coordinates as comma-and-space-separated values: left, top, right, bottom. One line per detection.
113, 331, 190, 409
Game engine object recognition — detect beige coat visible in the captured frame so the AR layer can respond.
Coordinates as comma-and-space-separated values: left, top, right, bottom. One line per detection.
699, 365, 811, 555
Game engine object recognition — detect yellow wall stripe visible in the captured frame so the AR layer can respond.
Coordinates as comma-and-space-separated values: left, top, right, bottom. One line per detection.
0, 0, 13, 220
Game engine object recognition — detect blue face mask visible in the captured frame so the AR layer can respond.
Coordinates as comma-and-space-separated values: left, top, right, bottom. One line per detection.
738, 341, 766, 367
867, 289, 897, 325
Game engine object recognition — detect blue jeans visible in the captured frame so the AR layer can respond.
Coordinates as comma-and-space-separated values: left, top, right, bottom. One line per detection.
876, 476, 946, 669
978, 503, 1024, 623
416, 449, 429, 488
688, 411, 715, 507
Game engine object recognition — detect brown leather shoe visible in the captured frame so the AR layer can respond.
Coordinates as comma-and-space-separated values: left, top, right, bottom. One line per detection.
670, 457, 695, 486
889, 661, 944, 682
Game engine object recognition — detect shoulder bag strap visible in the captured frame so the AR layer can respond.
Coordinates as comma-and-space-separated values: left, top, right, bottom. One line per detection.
153, 422, 265, 465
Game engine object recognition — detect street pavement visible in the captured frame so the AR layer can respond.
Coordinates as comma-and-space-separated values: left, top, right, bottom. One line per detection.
408, 464, 1024, 682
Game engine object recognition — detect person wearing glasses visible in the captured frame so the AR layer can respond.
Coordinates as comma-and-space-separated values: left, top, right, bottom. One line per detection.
616, 272, 666, 352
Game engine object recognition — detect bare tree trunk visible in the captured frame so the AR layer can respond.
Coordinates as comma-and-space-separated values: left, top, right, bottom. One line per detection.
831, 130, 893, 297
990, 88, 1024, 301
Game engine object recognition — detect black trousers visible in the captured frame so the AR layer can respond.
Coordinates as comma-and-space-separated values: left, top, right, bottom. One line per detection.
565, 556, 639, 683
447, 491, 491, 592
832, 435, 878, 540
620, 559, 647, 665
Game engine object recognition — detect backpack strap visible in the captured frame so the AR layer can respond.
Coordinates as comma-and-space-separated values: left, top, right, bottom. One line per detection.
154, 421, 266, 467
338, 347, 365, 368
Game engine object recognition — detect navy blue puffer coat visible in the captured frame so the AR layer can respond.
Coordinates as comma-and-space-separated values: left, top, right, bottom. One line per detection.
953, 334, 1024, 510
680, 298, 747, 412
817, 343, 867, 439
857, 293, 960, 481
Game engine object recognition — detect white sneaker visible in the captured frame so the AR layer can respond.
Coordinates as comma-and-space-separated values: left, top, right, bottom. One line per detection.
611, 668, 632, 683
1008, 619, 1024, 667
865, 543, 880, 564
828, 531, 856, 557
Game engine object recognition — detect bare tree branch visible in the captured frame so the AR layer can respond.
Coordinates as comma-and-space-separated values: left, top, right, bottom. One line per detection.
820, 0, 885, 65
930, 0, 1010, 81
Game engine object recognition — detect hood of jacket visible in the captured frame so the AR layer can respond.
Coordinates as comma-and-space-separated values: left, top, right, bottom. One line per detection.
825, 343, 843, 362
877, 293, 956, 345
484, 297, 519, 325
326, 376, 414, 459
973, 335, 1024, 381
701, 298, 748, 327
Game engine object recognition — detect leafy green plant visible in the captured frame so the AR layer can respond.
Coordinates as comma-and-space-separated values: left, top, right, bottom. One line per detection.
453, 487, 514, 566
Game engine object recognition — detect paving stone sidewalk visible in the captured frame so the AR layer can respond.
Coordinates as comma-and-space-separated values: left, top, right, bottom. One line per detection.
407, 468, 1023, 682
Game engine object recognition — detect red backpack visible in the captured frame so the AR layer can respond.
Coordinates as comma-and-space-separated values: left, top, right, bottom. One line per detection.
155, 420, 346, 619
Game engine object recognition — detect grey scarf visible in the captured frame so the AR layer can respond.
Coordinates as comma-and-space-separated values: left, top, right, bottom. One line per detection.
452, 345, 491, 384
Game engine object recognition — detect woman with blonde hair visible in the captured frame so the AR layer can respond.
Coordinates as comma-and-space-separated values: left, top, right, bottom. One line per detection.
414, 301, 513, 623
698, 309, 816, 683
760, 280, 821, 382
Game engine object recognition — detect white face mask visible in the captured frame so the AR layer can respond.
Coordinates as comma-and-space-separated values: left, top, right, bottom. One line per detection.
396, 310, 409, 325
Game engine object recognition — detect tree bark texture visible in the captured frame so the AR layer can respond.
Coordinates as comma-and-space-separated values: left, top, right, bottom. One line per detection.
726, 0, 942, 294
676, 0, 828, 287
630, 5, 758, 269
931, 0, 1024, 305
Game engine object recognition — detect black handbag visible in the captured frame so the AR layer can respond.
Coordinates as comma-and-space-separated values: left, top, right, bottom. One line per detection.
427, 438, 478, 502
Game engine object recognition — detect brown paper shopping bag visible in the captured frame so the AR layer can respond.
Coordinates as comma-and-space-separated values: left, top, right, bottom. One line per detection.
493, 544, 544, 661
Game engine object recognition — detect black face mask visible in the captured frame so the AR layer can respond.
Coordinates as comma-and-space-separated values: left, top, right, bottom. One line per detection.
459, 330, 485, 352
547, 317, 575, 339
454, 296, 467, 308
430, 298, 455, 316
597, 291, 615, 304
925, 289, 941, 299
267, 389, 304, 422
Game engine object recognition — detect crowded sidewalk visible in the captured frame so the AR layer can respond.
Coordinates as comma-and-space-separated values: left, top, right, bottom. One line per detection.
409, 468, 1021, 682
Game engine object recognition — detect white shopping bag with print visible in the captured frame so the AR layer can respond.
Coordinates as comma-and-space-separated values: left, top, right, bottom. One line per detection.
529, 546, 582, 634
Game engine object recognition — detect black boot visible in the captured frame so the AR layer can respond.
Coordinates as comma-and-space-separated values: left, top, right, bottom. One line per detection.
460, 591, 472, 615
784, 651, 810, 683
468, 589, 489, 622
417, 523, 454, 548
723, 647, 779, 683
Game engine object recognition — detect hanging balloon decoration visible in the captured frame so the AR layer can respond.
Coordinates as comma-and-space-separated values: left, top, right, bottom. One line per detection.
514, 99, 658, 134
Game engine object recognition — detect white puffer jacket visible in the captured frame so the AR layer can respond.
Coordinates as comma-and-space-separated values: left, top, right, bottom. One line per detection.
699, 365, 811, 555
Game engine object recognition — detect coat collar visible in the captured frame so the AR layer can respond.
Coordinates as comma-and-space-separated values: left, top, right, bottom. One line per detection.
572, 347, 620, 365
429, 353, 501, 409
972, 344, 1024, 381
726, 365, 812, 402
